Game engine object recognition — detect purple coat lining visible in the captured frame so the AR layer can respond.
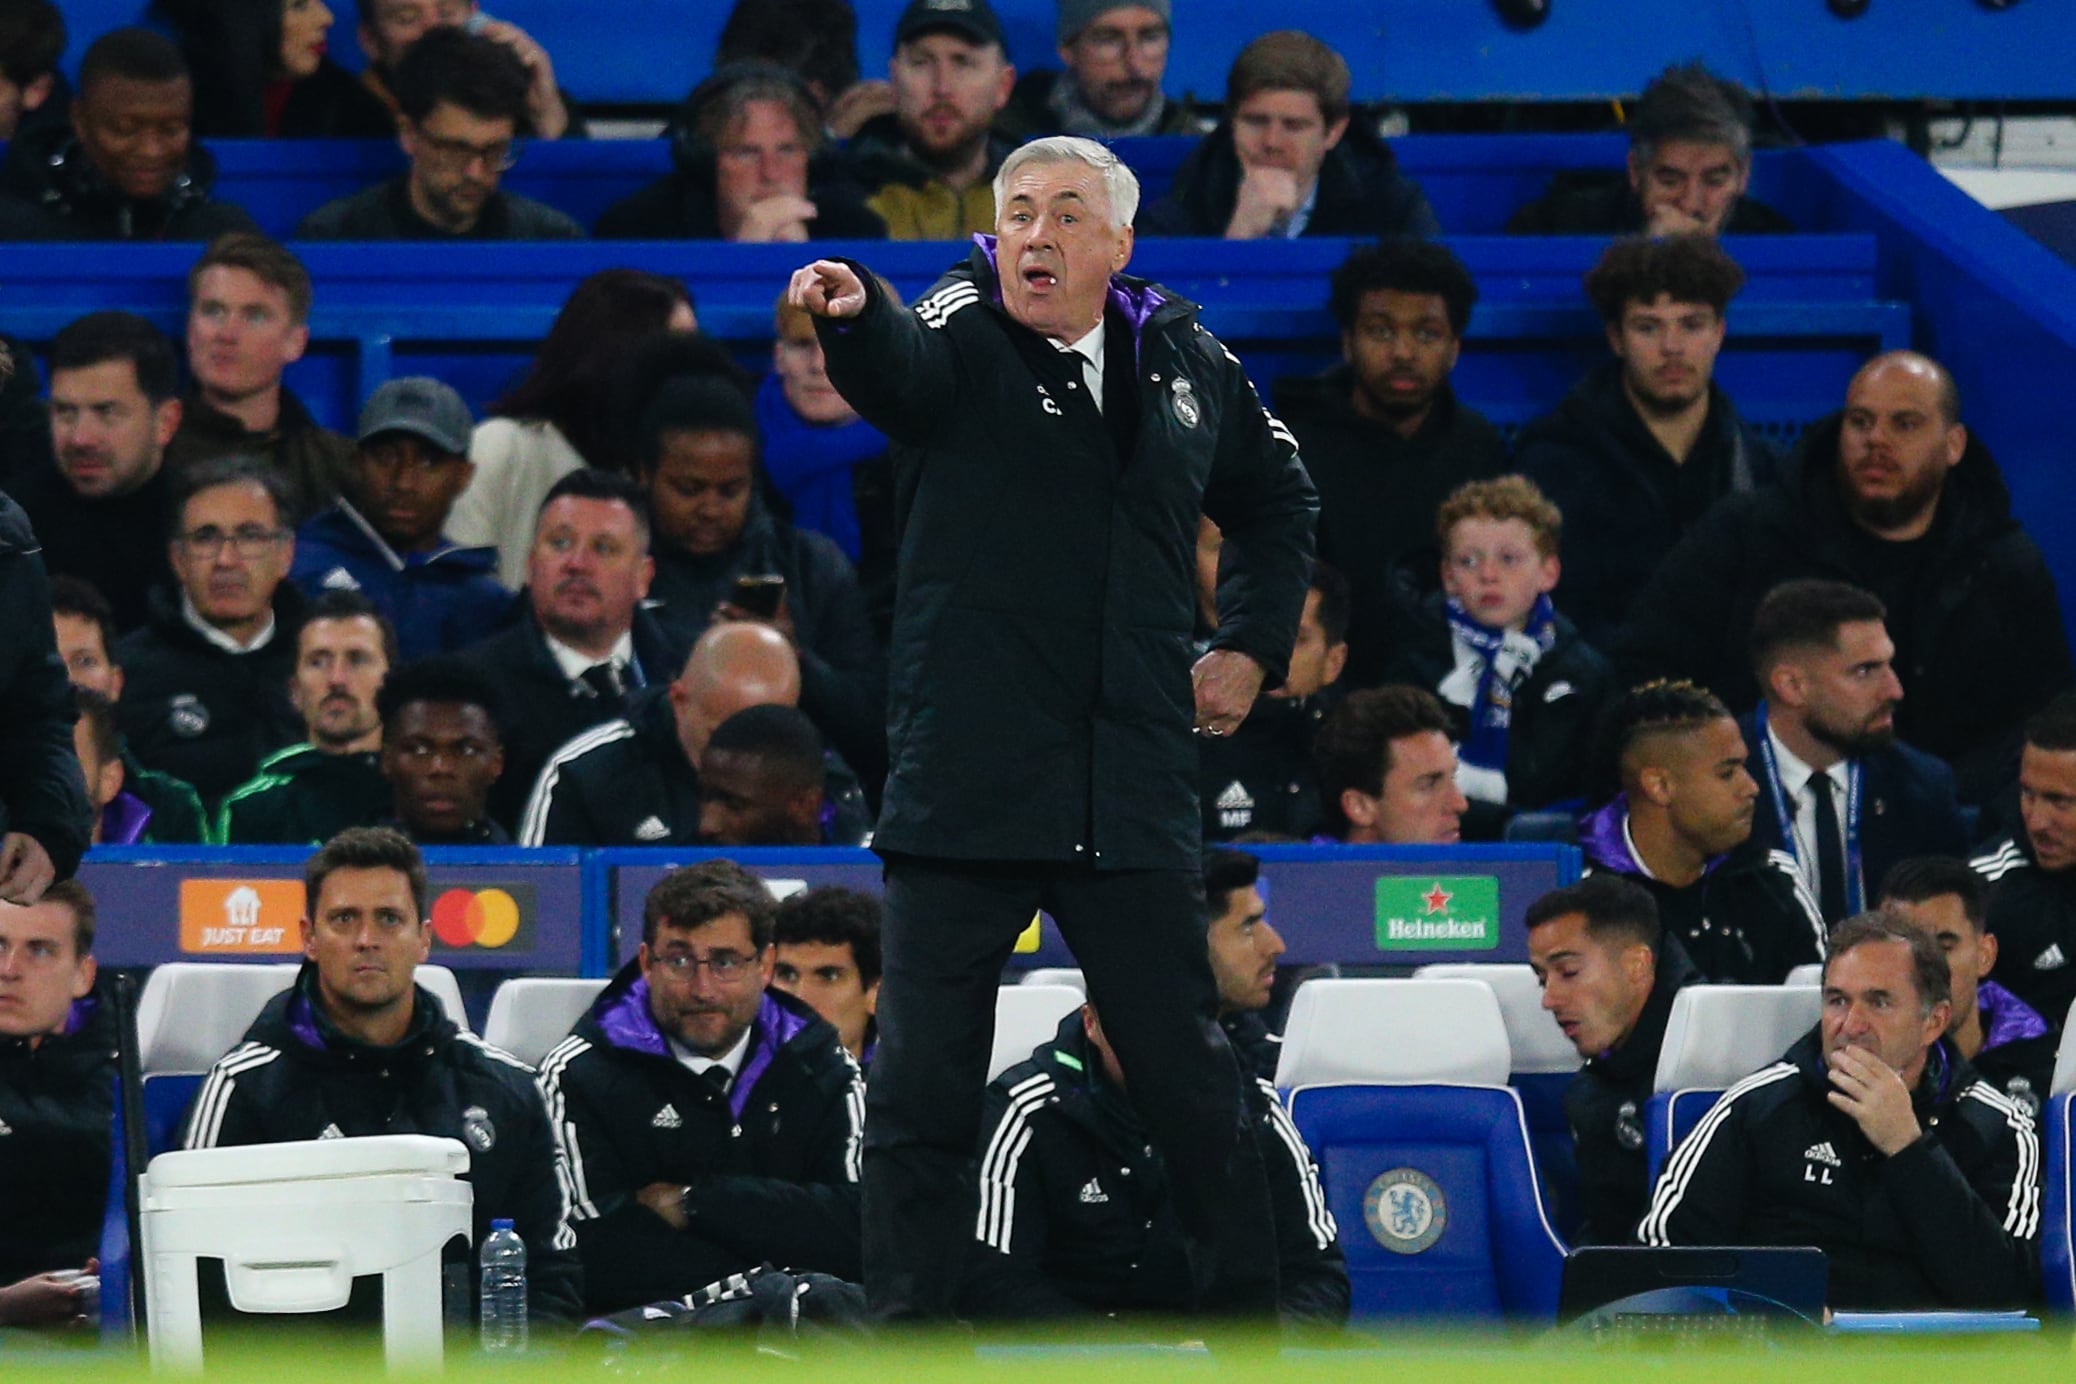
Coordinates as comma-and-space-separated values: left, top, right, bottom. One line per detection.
593, 977, 813, 1122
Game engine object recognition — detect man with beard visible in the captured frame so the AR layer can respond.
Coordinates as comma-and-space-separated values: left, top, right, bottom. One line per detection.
1578, 680, 1825, 984
848, 0, 1017, 240
1518, 234, 1776, 647
1741, 580, 1968, 923
217, 591, 395, 844
298, 28, 580, 241
1618, 352, 2072, 802
1272, 241, 1506, 686
994, 0, 1207, 142
536, 859, 866, 1313
14, 313, 182, 634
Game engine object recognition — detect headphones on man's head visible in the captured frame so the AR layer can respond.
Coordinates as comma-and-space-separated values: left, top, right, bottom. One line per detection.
668, 61, 822, 179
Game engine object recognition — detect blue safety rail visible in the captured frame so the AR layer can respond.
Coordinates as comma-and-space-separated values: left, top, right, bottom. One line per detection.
0, 228, 1905, 435
73, 842, 1574, 977
598, 841, 1582, 970
61, 0, 2076, 103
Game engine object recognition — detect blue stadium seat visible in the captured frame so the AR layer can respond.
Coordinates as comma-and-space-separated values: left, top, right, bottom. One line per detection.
1414, 963, 1583, 1241
1644, 986, 1820, 1189
2043, 1092, 2072, 1314
1288, 1084, 1566, 1320
97, 1073, 133, 1344
1279, 979, 1567, 1319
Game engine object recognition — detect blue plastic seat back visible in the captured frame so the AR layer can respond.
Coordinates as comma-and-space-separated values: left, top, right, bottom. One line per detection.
97, 1073, 132, 1342
1643, 1088, 1725, 1189
143, 1073, 204, 1159
1288, 1083, 1565, 1320
1511, 1070, 1581, 1242
2045, 1091, 2073, 1313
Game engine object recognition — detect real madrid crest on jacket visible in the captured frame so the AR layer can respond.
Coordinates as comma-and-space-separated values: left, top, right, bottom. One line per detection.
533, 966, 866, 1315
812, 240, 1317, 869
1638, 1031, 2040, 1310
114, 585, 305, 807
1563, 933, 1702, 1245
181, 965, 584, 1319
964, 1011, 1347, 1323
1974, 832, 2076, 1034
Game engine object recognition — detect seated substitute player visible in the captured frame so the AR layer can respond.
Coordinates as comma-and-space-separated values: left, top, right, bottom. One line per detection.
1882, 856, 2054, 1116
1200, 560, 1350, 843
1526, 874, 1700, 1245
0, 883, 112, 1329
1311, 685, 1470, 845
183, 827, 582, 1321
535, 860, 865, 1315
1381, 476, 1614, 814
376, 656, 512, 845
1202, 846, 1290, 1084
772, 885, 882, 1066
1639, 911, 2040, 1311
216, 590, 394, 844
1973, 692, 2076, 1031
1579, 679, 1825, 983
965, 994, 1347, 1326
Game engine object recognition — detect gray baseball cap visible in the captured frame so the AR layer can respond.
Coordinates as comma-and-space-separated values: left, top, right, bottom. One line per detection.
356, 376, 473, 455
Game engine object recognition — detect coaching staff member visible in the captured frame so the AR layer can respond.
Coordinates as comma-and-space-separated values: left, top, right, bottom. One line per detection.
788, 133, 1317, 1320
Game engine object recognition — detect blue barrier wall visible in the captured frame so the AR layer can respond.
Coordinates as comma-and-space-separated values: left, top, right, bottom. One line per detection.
67, 0, 2076, 103
79, 843, 1579, 977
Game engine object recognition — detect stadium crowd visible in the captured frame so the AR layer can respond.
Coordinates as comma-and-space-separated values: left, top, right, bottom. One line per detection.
0, 0, 2072, 1338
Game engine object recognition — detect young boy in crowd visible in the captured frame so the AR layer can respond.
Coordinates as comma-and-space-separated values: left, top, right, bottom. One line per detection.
1382, 475, 1614, 822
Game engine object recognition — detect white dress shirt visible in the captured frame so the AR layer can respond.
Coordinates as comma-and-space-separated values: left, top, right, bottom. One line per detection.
1766, 724, 1857, 904
1053, 320, 1107, 412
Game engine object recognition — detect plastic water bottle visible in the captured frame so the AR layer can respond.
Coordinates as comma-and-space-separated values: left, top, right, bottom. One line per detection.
479, 1219, 528, 1353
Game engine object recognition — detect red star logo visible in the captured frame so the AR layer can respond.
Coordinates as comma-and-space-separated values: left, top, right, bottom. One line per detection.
1421, 881, 1453, 915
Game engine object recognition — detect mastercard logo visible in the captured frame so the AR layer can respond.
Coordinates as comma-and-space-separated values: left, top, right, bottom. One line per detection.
430, 887, 522, 948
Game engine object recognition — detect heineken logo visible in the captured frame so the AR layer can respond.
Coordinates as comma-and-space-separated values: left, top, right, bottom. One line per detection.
1374, 875, 1500, 951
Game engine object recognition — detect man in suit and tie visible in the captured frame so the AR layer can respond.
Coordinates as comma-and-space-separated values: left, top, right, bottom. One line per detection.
458, 469, 686, 831
1741, 579, 1969, 924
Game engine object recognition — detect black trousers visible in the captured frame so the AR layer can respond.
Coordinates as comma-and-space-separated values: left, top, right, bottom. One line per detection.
863, 854, 1280, 1320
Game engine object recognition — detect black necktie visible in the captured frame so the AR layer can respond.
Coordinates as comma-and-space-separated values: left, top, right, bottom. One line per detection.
580, 662, 623, 700
1810, 773, 1849, 921
702, 1065, 731, 1100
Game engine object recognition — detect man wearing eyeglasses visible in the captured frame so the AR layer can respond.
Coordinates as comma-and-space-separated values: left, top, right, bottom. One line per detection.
297, 27, 581, 241
537, 859, 866, 1315
996, 0, 1208, 143
114, 455, 305, 807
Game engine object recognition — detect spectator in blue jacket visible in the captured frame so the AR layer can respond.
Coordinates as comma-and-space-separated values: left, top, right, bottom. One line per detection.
293, 376, 511, 661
